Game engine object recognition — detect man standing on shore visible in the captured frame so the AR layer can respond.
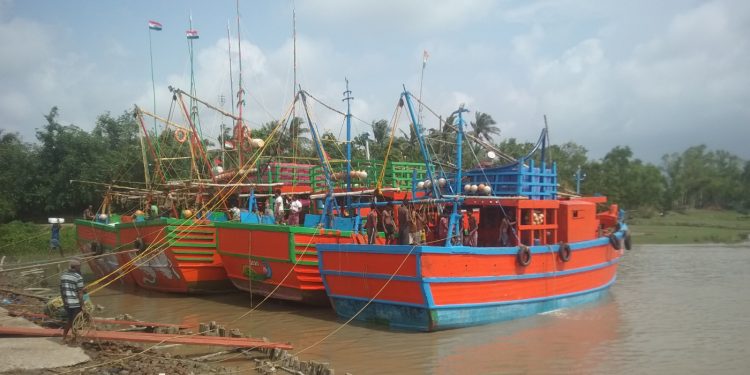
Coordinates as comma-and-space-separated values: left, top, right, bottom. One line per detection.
60, 258, 84, 343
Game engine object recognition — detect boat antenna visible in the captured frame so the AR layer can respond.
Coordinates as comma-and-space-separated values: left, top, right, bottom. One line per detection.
235, 0, 245, 167
292, 4, 298, 164
418, 50, 429, 125
187, 12, 203, 142
224, 19, 235, 166
343, 78, 354, 209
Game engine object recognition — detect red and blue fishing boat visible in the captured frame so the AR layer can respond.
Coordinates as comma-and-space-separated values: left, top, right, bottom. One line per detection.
316, 91, 631, 331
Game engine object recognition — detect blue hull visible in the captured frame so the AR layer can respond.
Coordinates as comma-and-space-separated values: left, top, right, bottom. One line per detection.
329, 277, 615, 331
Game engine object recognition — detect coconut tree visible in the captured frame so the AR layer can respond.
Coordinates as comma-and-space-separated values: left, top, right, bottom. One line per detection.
470, 112, 500, 142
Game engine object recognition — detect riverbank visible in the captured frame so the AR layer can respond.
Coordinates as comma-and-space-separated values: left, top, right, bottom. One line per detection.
629, 209, 750, 244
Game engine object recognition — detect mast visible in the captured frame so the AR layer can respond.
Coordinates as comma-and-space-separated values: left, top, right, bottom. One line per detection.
343, 79, 353, 208
225, 20, 235, 166
402, 88, 438, 198
447, 106, 469, 246
235, 0, 245, 168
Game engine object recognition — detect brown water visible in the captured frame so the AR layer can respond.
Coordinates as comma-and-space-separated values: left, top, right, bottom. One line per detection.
92, 244, 750, 374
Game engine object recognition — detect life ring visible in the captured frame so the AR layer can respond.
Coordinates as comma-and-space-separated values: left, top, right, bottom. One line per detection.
609, 233, 622, 250
174, 129, 188, 143
559, 242, 572, 262
517, 245, 532, 266
90, 241, 103, 256
624, 231, 632, 251
134, 237, 146, 253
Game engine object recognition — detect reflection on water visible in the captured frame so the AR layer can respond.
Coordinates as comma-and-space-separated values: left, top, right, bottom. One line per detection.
92, 244, 750, 374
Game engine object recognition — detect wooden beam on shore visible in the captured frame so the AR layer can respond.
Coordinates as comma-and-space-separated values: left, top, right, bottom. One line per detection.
8, 311, 191, 329
0, 326, 293, 350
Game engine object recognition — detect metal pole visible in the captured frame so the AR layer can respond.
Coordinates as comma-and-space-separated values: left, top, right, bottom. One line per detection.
148, 29, 156, 132
343, 79, 353, 209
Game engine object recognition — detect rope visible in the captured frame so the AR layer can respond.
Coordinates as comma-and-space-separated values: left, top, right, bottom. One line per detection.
376, 99, 405, 190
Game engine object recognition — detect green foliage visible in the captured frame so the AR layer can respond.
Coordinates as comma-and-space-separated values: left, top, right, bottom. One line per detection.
1, 103, 749, 224
0, 221, 77, 261
630, 209, 750, 244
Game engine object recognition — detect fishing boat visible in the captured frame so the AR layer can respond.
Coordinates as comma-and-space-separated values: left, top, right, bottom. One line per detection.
74, 90, 236, 293
316, 90, 632, 331
213, 84, 426, 305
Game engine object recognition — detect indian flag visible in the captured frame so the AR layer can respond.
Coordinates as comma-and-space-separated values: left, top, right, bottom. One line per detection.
148, 20, 162, 31
186, 29, 199, 39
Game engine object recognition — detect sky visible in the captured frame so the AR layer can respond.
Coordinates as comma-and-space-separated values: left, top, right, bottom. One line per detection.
1, 0, 748, 163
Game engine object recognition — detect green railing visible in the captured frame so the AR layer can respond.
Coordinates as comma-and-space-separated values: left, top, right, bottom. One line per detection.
310, 160, 430, 192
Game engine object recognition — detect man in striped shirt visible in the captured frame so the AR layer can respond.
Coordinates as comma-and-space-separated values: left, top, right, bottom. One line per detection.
60, 258, 84, 343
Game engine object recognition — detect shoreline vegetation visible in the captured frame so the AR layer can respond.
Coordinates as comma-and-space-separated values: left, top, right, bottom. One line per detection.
1, 209, 748, 264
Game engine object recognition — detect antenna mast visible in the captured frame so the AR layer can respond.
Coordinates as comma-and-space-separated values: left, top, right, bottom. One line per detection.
235, 0, 245, 167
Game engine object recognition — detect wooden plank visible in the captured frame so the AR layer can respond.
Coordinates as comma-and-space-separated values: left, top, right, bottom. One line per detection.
0, 326, 292, 350
8, 311, 191, 329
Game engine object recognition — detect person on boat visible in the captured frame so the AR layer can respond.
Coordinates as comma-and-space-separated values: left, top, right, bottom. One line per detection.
398, 199, 411, 245
410, 205, 425, 245
60, 258, 84, 343
498, 213, 516, 246
365, 203, 379, 244
82, 205, 95, 220
437, 212, 449, 245
274, 190, 285, 224
288, 195, 302, 226
465, 211, 478, 247
380, 202, 396, 244
50, 222, 63, 256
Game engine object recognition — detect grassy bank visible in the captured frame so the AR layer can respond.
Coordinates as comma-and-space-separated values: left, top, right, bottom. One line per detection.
629, 209, 750, 244
0, 221, 77, 263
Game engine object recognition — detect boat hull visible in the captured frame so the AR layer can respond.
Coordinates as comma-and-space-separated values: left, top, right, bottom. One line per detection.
117, 219, 232, 294
215, 222, 362, 305
317, 232, 625, 331
75, 220, 135, 286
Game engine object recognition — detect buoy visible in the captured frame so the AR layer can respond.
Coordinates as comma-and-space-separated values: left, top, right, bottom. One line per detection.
251, 138, 265, 148
464, 184, 471, 192
438, 177, 447, 187
360, 171, 368, 179
182, 209, 193, 218
470, 184, 478, 193
424, 180, 432, 189
478, 183, 486, 193
134, 210, 144, 216
483, 185, 492, 195
417, 181, 425, 189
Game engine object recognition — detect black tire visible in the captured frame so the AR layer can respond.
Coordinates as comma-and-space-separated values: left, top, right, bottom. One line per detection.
609, 233, 622, 250
624, 232, 632, 251
559, 242, 572, 262
134, 237, 146, 253
517, 245, 532, 266
90, 242, 103, 256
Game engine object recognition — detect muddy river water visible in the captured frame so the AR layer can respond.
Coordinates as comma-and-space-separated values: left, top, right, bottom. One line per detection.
91, 244, 750, 374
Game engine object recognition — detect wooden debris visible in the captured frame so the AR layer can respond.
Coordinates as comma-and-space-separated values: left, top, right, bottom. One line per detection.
0, 326, 293, 350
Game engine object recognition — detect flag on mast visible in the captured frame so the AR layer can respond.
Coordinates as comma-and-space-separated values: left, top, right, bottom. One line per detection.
186, 29, 199, 39
148, 20, 163, 31
423, 50, 430, 65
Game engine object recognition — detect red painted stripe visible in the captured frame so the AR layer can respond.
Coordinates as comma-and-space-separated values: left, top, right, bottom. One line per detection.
320, 252, 418, 277
421, 244, 618, 277
325, 275, 425, 305
429, 263, 618, 306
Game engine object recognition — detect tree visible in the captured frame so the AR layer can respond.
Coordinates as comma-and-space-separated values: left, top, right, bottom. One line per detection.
470, 112, 500, 142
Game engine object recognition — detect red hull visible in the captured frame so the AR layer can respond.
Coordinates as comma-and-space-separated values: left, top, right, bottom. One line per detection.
215, 223, 362, 305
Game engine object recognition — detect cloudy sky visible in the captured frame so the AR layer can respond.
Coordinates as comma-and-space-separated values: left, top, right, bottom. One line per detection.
1, 0, 748, 162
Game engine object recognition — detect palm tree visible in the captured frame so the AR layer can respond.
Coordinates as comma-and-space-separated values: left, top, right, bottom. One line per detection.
470, 112, 500, 142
